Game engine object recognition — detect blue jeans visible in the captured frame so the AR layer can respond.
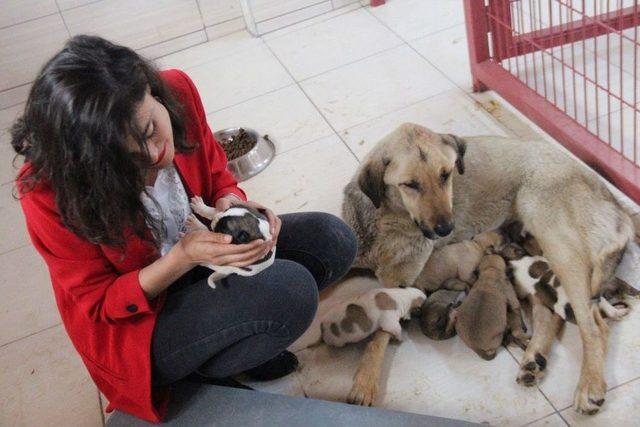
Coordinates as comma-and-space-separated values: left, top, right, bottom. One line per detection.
152, 212, 357, 386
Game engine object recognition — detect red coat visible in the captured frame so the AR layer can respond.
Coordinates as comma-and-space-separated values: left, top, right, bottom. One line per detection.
17, 69, 246, 423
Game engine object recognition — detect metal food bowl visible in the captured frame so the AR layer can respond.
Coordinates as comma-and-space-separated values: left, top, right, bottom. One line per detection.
214, 127, 275, 182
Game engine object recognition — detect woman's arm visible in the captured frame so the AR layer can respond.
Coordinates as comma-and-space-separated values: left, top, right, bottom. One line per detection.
21, 189, 271, 321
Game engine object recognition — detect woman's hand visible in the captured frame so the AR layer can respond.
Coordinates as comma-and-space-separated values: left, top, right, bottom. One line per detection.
215, 196, 282, 244
175, 230, 271, 268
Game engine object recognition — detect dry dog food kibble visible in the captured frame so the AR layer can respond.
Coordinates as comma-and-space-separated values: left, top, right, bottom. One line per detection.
219, 128, 257, 160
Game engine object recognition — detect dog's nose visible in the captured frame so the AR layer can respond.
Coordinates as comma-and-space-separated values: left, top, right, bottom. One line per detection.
434, 219, 454, 237
420, 226, 435, 239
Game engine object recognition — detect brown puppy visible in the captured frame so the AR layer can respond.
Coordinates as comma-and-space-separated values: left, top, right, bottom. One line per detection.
420, 286, 465, 340
453, 255, 529, 360
414, 230, 505, 294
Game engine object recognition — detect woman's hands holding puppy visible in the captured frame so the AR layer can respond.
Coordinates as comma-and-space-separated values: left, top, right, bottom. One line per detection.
215, 195, 282, 245
176, 194, 280, 268
176, 230, 270, 268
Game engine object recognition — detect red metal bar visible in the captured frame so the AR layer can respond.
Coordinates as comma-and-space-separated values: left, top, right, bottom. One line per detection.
504, 5, 640, 59
370, 0, 386, 7
472, 60, 640, 204
463, 0, 491, 91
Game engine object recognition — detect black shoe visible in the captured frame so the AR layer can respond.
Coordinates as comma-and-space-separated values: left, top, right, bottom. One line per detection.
244, 351, 299, 381
187, 372, 254, 390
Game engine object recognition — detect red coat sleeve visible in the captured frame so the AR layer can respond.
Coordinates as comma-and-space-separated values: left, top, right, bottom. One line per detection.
20, 188, 160, 324
171, 70, 247, 203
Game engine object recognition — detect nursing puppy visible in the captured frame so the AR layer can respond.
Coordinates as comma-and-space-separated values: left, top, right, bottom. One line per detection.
453, 255, 529, 360
510, 255, 631, 323
187, 196, 275, 287
320, 288, 426, 347
506, 238, 638, 388
420, 286, 465, 340
414, 230, 505, 294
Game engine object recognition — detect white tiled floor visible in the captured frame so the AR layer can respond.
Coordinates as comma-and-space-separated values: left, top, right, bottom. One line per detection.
2, 1, 640, 426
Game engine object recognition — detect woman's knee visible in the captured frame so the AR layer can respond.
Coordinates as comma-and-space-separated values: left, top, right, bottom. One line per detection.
307, 212, 358, 283
258, 260, 319, 337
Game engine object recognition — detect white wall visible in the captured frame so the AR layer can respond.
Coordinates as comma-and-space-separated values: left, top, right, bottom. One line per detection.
0, 0, 362, 109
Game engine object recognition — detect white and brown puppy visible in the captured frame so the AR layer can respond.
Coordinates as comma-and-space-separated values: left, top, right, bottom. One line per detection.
320, 288, 426, 347
187, 196, 275, 288
414, 230, 505, 294
510, 256, 631, 322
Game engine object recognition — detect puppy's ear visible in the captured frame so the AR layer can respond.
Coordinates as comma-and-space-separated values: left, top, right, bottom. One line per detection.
442, 134, 467, 175
446, 309, 458, 334
357, 156, 390, 209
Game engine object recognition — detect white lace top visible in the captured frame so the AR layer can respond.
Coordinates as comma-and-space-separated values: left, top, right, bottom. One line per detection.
140, 165, 191, 256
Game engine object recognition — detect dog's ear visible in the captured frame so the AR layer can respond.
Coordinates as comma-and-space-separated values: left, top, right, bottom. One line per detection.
357, 156, 390, 209
442, 134, 467, 175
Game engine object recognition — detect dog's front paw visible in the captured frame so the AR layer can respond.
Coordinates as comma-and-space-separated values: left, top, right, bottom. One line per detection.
574, 375, 606, 415
516, 352, 547, 387
190, 196, 209, 215
347, 375, 378, 407
607, 301, 631, 320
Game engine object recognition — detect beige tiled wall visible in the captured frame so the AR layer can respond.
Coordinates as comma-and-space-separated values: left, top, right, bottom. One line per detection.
0, 0, 363, 110
0, 0, 248, 109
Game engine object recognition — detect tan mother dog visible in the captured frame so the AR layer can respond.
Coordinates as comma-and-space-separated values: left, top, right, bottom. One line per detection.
342, 123, 638, 415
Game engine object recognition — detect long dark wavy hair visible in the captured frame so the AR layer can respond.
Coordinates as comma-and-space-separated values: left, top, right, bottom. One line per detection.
11, 35, 195, 247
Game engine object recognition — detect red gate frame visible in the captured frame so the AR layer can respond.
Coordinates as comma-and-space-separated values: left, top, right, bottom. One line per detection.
464, 0, 640, 204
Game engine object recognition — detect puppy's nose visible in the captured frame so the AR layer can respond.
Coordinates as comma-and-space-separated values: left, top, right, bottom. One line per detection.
434, 219, 454, 237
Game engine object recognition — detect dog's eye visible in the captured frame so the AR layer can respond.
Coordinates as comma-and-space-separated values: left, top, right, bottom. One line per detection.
402, 180, 421, 191
440, 171, 451, 184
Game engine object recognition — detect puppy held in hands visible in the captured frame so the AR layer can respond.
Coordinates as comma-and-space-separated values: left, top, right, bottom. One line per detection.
187, 196, 275, 288
453, 255, 529, 360
420, 285, 466, 340
321, 288, 426, 347
414, 230, 505, 294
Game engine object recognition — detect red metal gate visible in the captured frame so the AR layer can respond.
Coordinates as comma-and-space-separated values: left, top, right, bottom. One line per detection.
464, 0, 640, 203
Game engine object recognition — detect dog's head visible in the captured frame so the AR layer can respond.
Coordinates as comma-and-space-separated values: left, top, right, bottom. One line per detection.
212, 206, 271, 246
420, 289, 463, 340
473, 230, 506, 254
357, 123, 466, 239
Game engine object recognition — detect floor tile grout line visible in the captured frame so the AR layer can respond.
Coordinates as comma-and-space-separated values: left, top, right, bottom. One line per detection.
521, 411, 564, 427
257, 7, 405, 80
97, 387, 106, 427
290, 43, 405, 83
0, 26, 248, 108
330, 86, 466, 143
0, 11, 61, 32
364, 5, 465, 44
0, 322, 62, 350
543, 376, 640, 415
254, 0, 333, 27
0, 243, 32, 257
261, 41, 361, 164
557, 410, 571, 426
261, 4, 364, 42
192, 0, 208, 42
504, 347, 567, 423
361, 6, 466, 97
205, 82, 298, 116
54, 0, 72, 38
